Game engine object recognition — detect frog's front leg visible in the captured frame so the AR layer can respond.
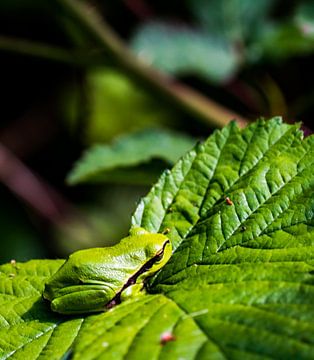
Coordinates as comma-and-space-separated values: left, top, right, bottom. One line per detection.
106, 281, 146, 309
120, 282, 146, 302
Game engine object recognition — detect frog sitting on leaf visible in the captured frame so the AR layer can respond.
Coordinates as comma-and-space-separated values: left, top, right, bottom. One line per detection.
43, 227, 172, 314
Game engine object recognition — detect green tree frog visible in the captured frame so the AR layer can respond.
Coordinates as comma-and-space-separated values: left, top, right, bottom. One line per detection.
43, 227, 172, 314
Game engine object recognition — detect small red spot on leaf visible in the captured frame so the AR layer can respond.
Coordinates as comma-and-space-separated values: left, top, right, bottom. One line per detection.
160, 332, 176, 345
225, 197, 233, 205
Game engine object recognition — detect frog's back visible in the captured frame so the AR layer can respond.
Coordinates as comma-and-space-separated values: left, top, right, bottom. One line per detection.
66, 246, 139, 290
51, 229, 167, 294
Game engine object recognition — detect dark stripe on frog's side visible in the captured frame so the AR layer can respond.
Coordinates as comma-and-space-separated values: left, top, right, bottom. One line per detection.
106, 240, 170, 309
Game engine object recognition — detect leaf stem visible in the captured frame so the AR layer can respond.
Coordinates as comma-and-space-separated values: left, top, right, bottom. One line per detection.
0, 35, 71, 64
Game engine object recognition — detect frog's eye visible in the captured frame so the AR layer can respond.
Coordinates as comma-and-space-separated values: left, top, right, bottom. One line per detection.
155, 251, 164, 262
154, 240, 170, 263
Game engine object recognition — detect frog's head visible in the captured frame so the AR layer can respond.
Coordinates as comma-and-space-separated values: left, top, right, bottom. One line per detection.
130, 228, 172, 280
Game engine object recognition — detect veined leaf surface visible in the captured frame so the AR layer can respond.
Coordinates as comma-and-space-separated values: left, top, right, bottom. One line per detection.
1, 118, 313, 359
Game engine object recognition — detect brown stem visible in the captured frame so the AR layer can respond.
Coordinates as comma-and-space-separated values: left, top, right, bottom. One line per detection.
0, 35, 100, 66
0, 143, 70, 223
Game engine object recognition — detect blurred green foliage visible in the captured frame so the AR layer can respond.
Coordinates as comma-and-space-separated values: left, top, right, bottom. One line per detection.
67, 128, 196, 185
83, 70, 178, 143
132, 22, 239, 83
0, 0, 314, 262
131, 0, 314, 81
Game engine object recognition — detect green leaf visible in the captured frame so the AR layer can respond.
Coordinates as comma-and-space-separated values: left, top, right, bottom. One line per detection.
0, 259, 84, 359
67, 128, 196, 185
1, 118, 314, 359
132, 117, 314, 357
295, 1, 314, 36
187, 0, 276, 41
252, 23, 314, 61
247, 3, 314, 62
131, 22, 239, 83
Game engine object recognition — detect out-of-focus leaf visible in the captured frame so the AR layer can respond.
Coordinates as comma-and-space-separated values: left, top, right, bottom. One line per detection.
67, 128, 197, 185
251, 22, 314, 61
247, 2, 314, 62
187, 0, 275, 41
295, 1, 314, 36
131, 22, 239, 83
84, 69, 177, 143
130, 1, 280, 83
